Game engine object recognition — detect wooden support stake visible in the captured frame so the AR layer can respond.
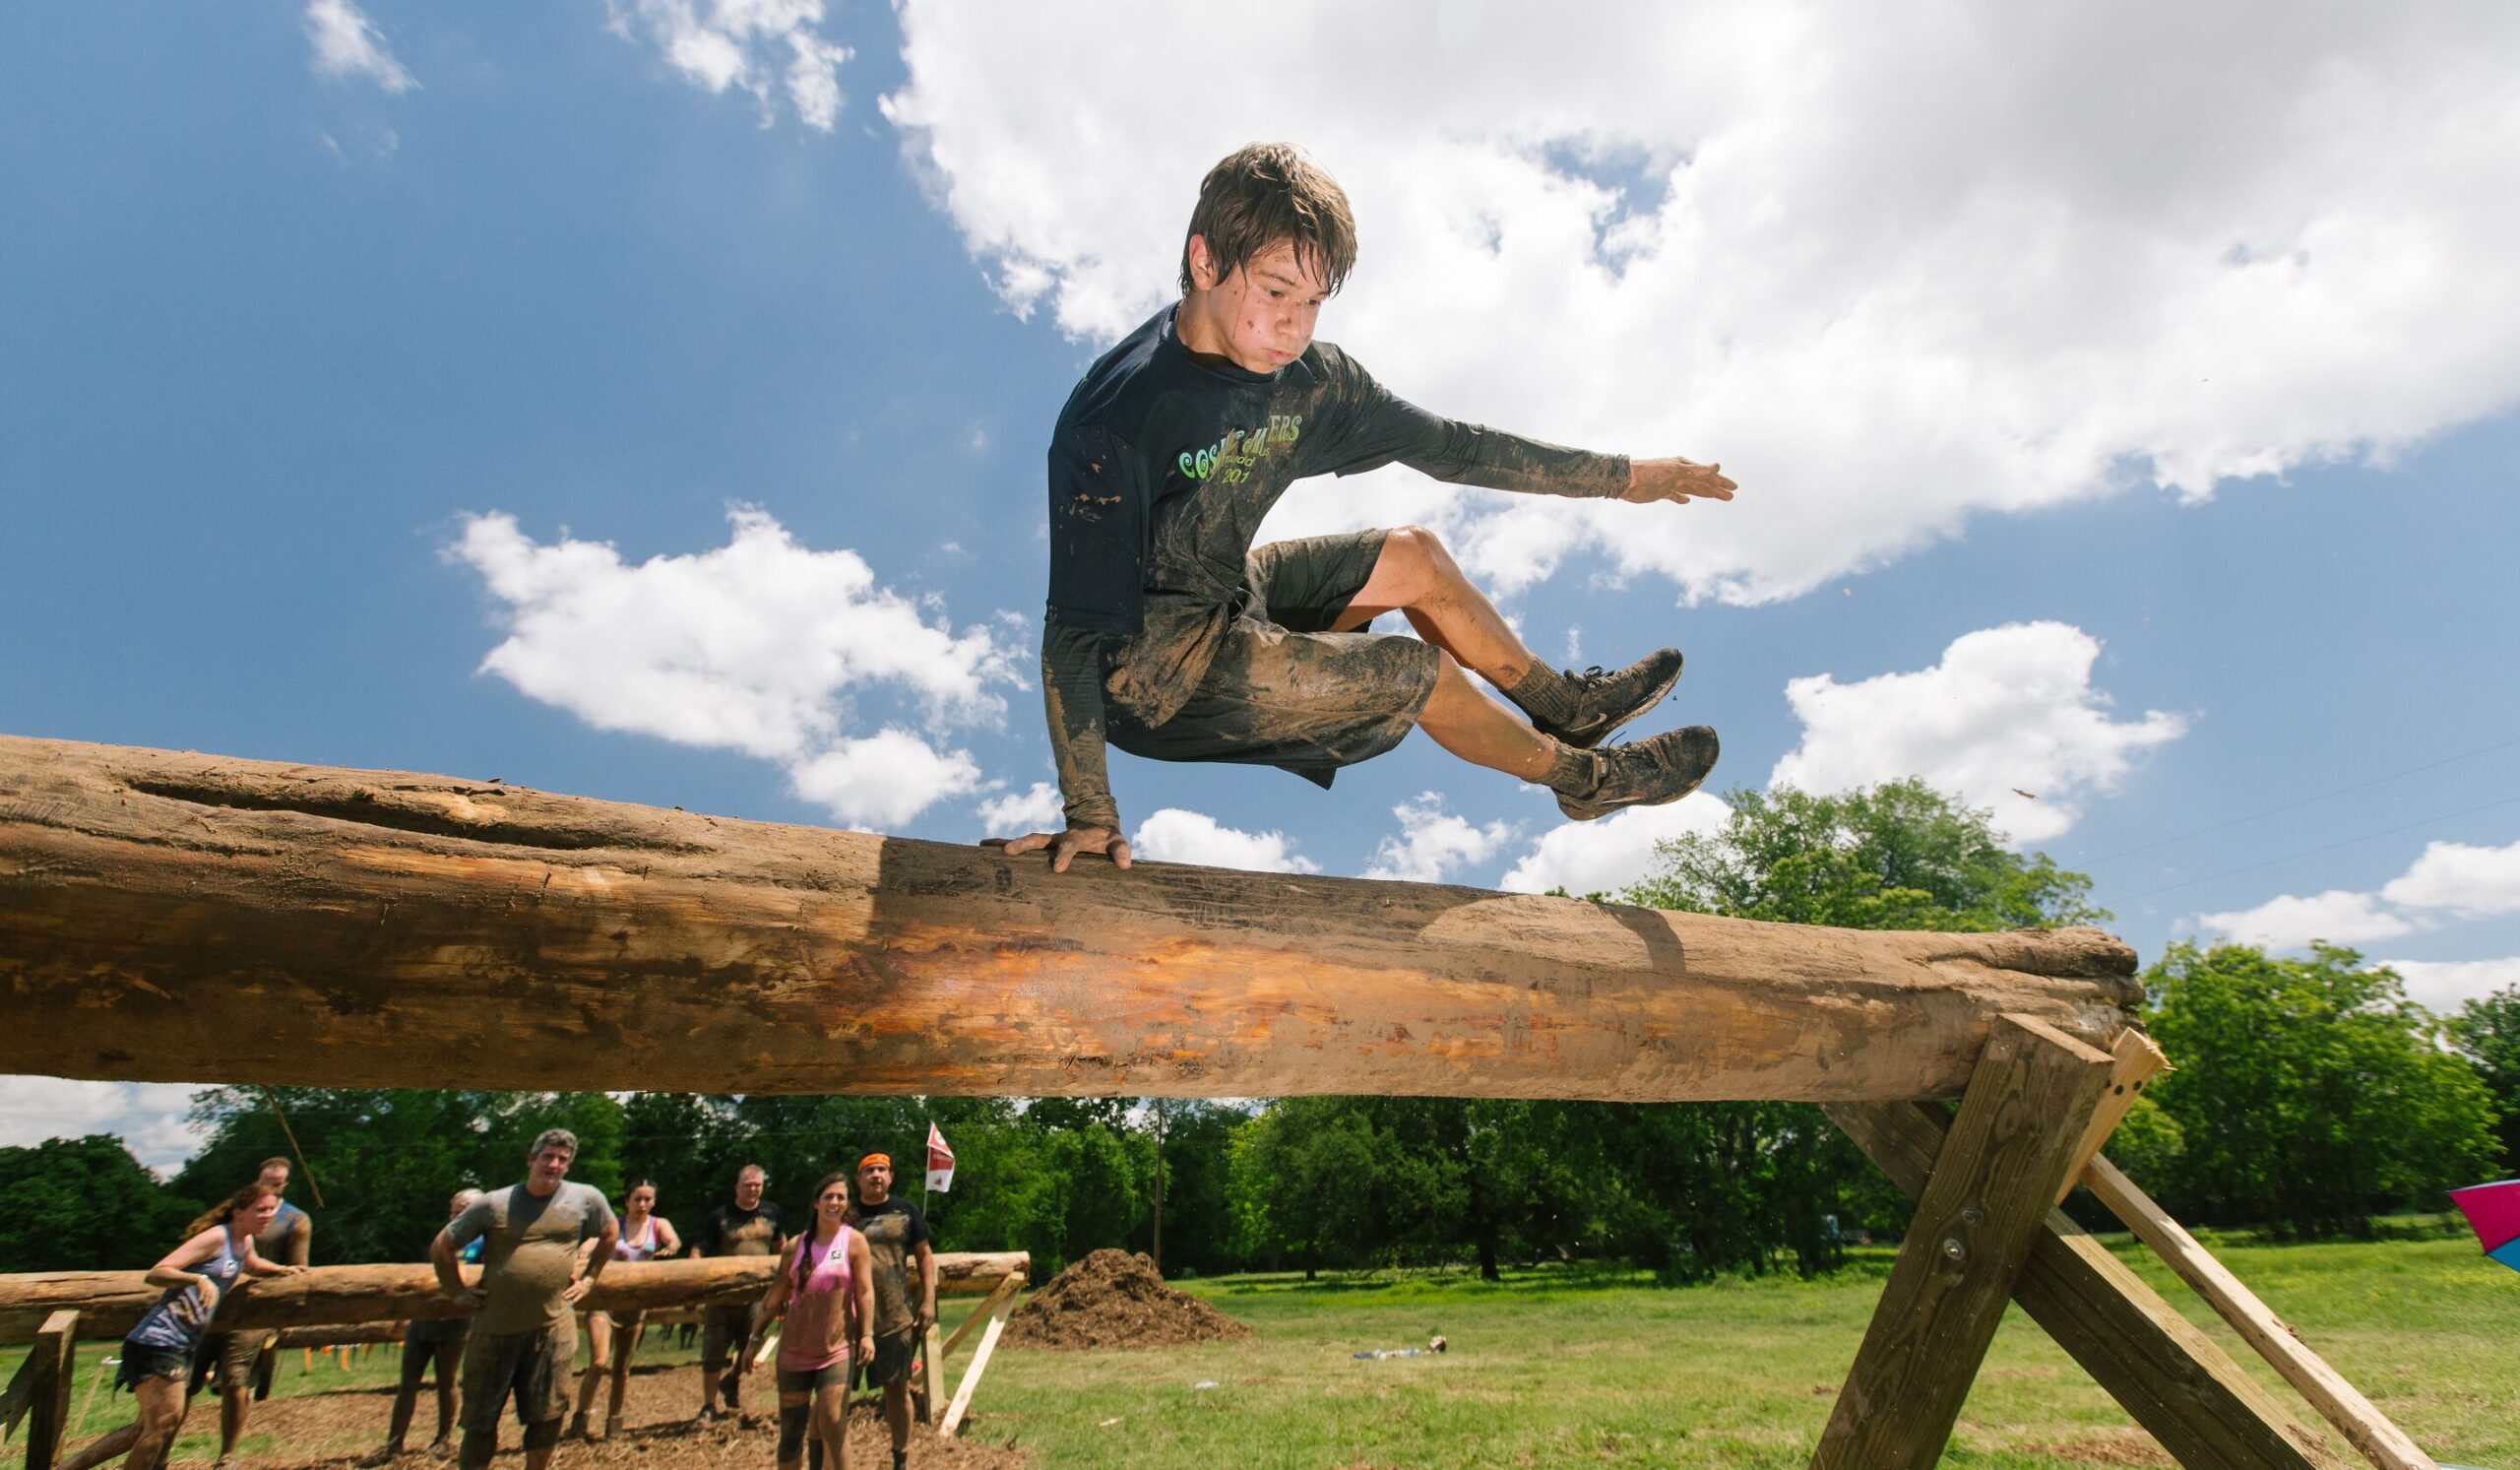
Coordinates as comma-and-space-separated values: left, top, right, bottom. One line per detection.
1811, 1015, 2112, 1470
2082, 1155, 2434, 1470
24, 1310, 76, 1470
938, 1271, 1025, 1361
2057, 1030, 2172, 1206
1832, 1100, 2351, 1470
937, 1283, 1021, 1438
916, 1319, 944, 1427
0, 1340, 37, 1439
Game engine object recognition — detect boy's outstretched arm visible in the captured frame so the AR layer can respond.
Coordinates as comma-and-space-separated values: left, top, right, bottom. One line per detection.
1320, 353, 1736, 506
994, 625, 1135, 873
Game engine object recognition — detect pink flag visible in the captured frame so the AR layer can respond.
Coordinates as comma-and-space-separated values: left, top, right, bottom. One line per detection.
925, 1122, 956, 1193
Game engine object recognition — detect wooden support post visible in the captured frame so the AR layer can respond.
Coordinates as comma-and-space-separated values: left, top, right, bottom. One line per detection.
1831, 1101, 2352, 1470
937, 1271, 1025, 1361
24, 1310, 76, 1470
1811, 1015, 2111, 1470
2057, 1030, 2172, 1206
0, 1341, 37, 1440
916, 1320, 944, 1426
937, 1278, 1023, 1439
2083, 1155, 2434, 1470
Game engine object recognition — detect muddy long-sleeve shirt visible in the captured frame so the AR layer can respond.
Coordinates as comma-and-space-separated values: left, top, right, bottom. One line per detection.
1042, 305, 1630, 833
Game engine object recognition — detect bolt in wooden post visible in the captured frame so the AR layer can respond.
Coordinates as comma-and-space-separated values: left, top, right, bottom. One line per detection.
1811, 1015, 2111, 1469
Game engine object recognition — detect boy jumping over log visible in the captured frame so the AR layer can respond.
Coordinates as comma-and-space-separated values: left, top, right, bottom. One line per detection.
999, 144, 1732, 873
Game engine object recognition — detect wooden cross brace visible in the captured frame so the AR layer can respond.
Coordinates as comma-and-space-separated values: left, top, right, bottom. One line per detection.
1821, 1014, 2354, 1469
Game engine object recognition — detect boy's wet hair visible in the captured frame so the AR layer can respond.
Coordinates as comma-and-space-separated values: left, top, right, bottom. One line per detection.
1180, 143, 1356, 298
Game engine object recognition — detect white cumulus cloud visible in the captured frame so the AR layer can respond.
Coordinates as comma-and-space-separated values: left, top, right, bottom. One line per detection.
1499, 794, 1733, 898
2194, 889, 2418, 951
2378, 956, 2520, 1014
0, 1078, 210, 1176
605, 0, 851, 130
1769, 622, 2185, 844
1129, 808, 1318, 873
1360, 793, 1514, 884
975, 780, 1064, 835
304, 0, 417, 93
882, 2, 2520, 603
2379, 838, 2520, 919
449, 508, 1018, 828
2190, 835, 2520, 958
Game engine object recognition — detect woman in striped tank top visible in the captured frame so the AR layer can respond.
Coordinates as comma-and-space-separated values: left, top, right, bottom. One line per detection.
756, 1171, 874, 1470
59, 1184, 303, 1470
568, 1179, 680, 1440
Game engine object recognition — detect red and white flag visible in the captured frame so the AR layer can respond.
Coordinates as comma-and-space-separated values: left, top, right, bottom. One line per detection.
924, 1122, 956, 1193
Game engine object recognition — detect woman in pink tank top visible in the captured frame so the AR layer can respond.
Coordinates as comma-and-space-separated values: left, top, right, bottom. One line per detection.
758, 1170, 874, 1470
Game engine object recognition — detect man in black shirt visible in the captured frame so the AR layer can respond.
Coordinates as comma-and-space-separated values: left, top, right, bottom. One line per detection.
848, 1153, 933, 1470
687, 1164, 784, 1422
997, 144, 1734, 874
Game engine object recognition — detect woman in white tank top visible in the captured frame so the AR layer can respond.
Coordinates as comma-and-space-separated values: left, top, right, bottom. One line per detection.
568, 1180, 680, 1440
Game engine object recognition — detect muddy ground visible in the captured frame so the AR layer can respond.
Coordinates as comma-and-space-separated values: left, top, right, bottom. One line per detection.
131, 1362, 1028, 1469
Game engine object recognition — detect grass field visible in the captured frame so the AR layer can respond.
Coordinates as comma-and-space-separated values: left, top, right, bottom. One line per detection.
13, 1231, 2515, 1468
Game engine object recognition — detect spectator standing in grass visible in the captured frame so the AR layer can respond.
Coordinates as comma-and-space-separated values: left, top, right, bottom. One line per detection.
58, 1184, 304, 1470
847, 1153, 934, 1470
432, 1129, 616, 1470
568, 1178, 679, 1440
688, 1162, 784, 1423
757, 1171, 874, 1470
368, 1188, 483, 1464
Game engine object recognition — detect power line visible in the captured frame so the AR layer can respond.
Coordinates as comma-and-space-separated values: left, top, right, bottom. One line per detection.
2120, 791, 2520, 903
2082, 734, 2520, 866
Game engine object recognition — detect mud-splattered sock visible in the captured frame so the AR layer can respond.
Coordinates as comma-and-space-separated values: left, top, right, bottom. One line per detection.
1505, 663, 1580, 729
1544, 744, 1601, 798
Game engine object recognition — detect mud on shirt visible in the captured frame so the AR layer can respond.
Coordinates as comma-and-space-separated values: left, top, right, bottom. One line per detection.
447, 1182, 614, 1337
1039, 304, 1629, 831
850, 1196, 931, 1338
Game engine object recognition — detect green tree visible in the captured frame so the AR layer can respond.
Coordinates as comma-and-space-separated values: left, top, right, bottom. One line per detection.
1607, 779, 2103, 1275
2144, 943, 2499, 1237
0, 1135, 194, 1271
1627, 778, 2107, 931
2448, 985, 2520, 1173
175, 1088, 631, 1265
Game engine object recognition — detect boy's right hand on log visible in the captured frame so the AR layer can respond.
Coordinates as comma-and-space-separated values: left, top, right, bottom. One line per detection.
989, 827, 1133, 873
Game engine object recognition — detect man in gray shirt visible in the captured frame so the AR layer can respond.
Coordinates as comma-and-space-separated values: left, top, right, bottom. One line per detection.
432, 1128, 617, 1470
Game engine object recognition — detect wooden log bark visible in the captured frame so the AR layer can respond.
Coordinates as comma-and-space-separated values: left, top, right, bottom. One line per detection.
1811, 1015, 2112, 1469
1829, 1101, 2351, 1470
0, 735, 2139, 1102
0, 1252, 1028, 1343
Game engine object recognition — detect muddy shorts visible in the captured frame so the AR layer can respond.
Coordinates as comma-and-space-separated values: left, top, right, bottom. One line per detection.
460, 1321, 575, 1431
1108, 530, 1441, 788
778, 1361, 850, 1394
701, 1303, 753, 1368
853, 1327, 918, 1391
114, 1340, 193, 1392
214, 1328, 272, 1390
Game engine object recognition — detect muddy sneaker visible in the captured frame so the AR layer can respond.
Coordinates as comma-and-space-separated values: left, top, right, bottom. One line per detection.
1552, 725, 1720, 820
1535, 650, 1685, 749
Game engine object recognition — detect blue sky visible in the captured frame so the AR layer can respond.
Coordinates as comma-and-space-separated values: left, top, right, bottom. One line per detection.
6, 2, 2517, 1169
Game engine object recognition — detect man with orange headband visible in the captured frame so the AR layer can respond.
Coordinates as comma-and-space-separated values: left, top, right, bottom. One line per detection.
848, 1152, 934, 1470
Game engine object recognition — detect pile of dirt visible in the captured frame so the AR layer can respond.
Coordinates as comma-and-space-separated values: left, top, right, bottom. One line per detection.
1002, 1248, 1253, 1351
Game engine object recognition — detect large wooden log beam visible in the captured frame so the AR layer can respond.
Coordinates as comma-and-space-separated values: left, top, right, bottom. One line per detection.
0, 1252, 1029, 1343
0, 735, 2139, 1101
